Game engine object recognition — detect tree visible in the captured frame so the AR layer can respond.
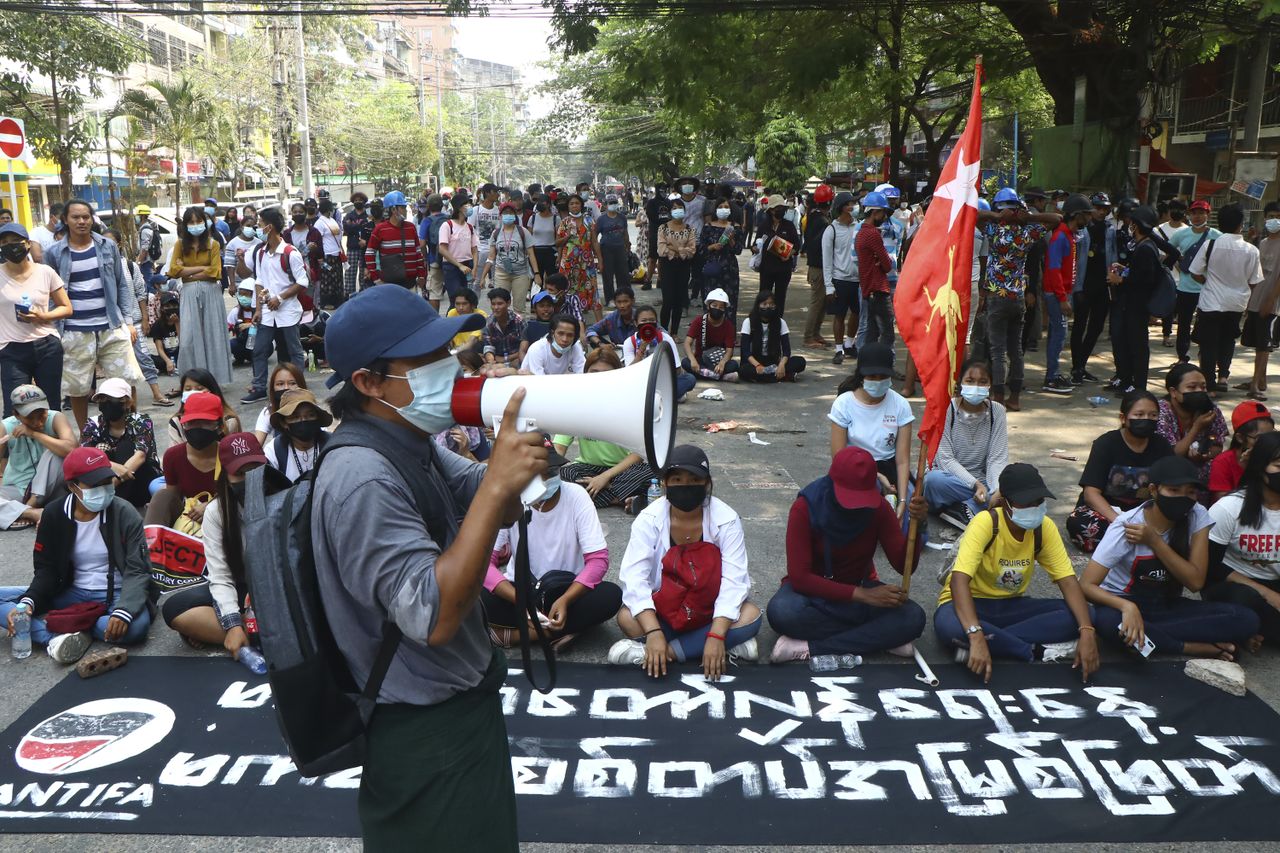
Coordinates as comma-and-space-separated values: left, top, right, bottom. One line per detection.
755, 118, 818, 192
0, 7, 136, 199
121, 77, 215, 217
197, 32, 274, 194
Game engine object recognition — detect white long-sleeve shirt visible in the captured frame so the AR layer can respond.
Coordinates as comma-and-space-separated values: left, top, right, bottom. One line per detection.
618, 495, 750, 623
821, 220, 860, 293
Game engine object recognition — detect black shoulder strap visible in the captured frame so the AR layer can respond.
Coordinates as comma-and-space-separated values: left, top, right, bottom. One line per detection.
1204, 236, 1215, 269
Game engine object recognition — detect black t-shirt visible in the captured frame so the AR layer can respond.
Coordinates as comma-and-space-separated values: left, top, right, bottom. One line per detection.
804, 210, 830, 266
644, 198, 670, 244
1077, 428, 1174, 510
523, 319, 551, 343
1085, 220, 1109, 283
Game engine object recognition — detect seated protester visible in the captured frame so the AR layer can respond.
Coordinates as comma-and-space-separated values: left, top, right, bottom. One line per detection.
149, 290, 180, 377
1202, 430, 1280, 652
252, 362, 306, 445
524, 314, 584, 375
1082, 455, 1257, 661
163, 434, 292, 650
934, 463, 1099, 683
1157, 362, 1228, 485
622, 304, 696, 399
829, 343, 914, 505
519, 290, 557, 363
1065, 390, 1174, 552
300, 303, 329, 367
264, 389, 332, 483
0, 385, 76, 530
682, 288, 739, 382
1208, 401, 1274, 503
768, 447, 927, 663
446, 288, 486, 352
586, 285, 637, 349
739, 290, 806, 382
924, 359, 1009, 530
555, 347, 658, 510
480, 287, 525, 368
145, 391, 223, 531
610, 445, 763, 681
0, 447, 156, 664
79, 377, 160, 508
227, 279, 257, 366
480, 443, 622, 652
167, 368, 242, 445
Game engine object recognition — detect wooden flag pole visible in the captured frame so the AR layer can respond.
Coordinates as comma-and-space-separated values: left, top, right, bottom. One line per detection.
900, 433, 929, 596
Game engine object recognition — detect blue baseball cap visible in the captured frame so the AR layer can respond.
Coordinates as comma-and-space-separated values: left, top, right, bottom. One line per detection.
324, 286, 484, 388
531, 291, 554, 305
0, 223, 29, 240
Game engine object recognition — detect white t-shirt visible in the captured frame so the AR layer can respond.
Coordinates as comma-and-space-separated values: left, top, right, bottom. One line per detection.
524, 336, 585, 375
828, 389, 914, 462
492, 482, 606, 581
469, 203, 503, 253
739, 317, 791, 354
315, 214, 342, 256
623, 328, 681, 366
223, 235, 261, 286
244, 241, 308, 327
1093, 501, 1214, 595
72, 518, 120, 592
1188, 233, 1264, 314
1209, 492, 1280, 581
265, 433, 323, 482
29, 225, 56, 251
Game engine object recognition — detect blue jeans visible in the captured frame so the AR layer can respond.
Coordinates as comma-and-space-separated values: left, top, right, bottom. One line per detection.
0, 585, 151, 645
0, 334, 63, 418
767, 581, 925, 655
250, 322, 304, 394
443, 263, 470, 299
660, 613, 762, 662
1093, 595, 1258, 655
1044, 296, 1067, 382
924, 469, 988, 515
934, 596, 1085, 661
675, 370, 696, 399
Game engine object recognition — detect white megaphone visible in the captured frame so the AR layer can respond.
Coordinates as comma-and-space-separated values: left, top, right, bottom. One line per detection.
451, 344, 678, 505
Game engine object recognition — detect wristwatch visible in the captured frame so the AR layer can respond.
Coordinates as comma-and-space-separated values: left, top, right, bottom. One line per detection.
965, 625, 983, 635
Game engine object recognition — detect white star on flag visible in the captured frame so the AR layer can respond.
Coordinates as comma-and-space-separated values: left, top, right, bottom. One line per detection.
932, 145, 981, 232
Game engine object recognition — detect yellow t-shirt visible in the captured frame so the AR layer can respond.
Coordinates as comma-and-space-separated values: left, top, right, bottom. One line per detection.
937, 508, 1076, 605
446, 308, 486, 349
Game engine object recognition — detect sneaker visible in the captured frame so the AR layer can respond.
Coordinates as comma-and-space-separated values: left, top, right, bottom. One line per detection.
47, 631, 92, 665
1213, 382, 1229, 394
728, 637, 758, 662
1041, 376, 1074, 395
939, 502, 975, 531
1082, 370, 1101, 382
722, 372, 739, 383
240, 389, 267, 404
770, 635, 810, 664
1070, 371, 1085, 386
1040, 639, 1078, 663
954, 647, 970, 665
832, 349, 845, 365
1104, 377, 1123, 391
607, 638, 646, 666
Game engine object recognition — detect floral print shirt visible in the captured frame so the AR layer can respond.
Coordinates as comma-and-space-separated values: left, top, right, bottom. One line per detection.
1156, 399, 1229, 482
81, 413, 159, 468
983, 221, 1048, 298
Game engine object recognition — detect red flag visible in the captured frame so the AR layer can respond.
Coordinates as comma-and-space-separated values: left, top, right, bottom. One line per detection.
894, 60, 984, 462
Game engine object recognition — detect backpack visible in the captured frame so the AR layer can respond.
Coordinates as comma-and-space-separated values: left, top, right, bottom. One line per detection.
252, 243, 301, 286
239, 419, 453, 777
651, 540, 723, 632
143, 223, 163, 262
425, 213, 447, 264
1178, 229, 1211, 274
936, 507, 1042, 585
1145, 240, 1177, 317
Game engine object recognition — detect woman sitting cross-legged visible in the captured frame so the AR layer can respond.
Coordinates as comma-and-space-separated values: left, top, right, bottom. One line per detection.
610, 444, 762, 681
739, 290, 806, 383
1081, 455, 1258, 662
923, 358, 1008, 530
934, 462, 1099, 683
480, 444, 622, 654
767, 447, 927, 665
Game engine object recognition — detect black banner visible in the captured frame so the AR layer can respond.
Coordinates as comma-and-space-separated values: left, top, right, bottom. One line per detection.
0, 657, 1278, 844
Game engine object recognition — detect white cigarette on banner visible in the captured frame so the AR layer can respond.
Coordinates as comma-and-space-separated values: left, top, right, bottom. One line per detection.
914, 648, 940, 687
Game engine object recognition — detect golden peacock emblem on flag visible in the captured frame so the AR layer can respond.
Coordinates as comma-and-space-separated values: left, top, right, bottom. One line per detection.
923, 244, 965, 387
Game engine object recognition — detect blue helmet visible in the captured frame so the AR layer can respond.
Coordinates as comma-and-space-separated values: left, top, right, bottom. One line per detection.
383, 190, 407, 208
993, 187, 1022, 208
861, 191, 890, 211
976, 197, 991, 212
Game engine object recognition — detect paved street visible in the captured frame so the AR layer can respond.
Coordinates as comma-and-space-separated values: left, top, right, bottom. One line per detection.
0, 241, 1277, 852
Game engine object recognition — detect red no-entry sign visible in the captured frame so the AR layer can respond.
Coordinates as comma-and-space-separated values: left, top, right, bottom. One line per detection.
0, 117, 26, 160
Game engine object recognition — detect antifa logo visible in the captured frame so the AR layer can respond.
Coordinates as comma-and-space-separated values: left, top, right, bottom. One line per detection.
15, 699, 174, 775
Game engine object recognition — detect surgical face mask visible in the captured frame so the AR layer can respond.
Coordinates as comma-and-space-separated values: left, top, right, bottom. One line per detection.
354, 201, 366, 209
863, 378, 892, 398
550, 338, 570, 356
1266, 219, 1280, 234
187, 222, 206, 237
292, 213, 306, 225
181, 389, 200, 404
242, 226, 256, 239
0, 242, 29, 263
671, 209, 686, 220
899, 202, 908, 210
1155, 493, 1195, 522
665, 483, 707, 512
502, 213, 516, 225
535, 475, 563, 505
681, 184, 694, 195
1267, 470, 1280, 494
1180, 390, 1213, 414
377, 357, 461, 434
77, 483, 115, 513
204, 206, 216, 218
1009, 502, 1047, 531
1127, 417, 1157, 439
608, 204, 621, 213
570, 210, 582, 218
716, 208, 730, 219
237, 295, 253, 308
707, 307, 725, 321
959, 384, 990, 405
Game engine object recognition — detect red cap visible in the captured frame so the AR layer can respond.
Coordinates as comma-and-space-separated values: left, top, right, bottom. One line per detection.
63, 446, 115, 486
218, 432, 269, 475
829, 447, 883, 509
1189, 200, 1211, 212
1231, 400, 1273, 431
180, 391, 224, 424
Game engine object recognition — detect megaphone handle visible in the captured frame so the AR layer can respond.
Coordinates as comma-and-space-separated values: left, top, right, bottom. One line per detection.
493, 414, 553, 506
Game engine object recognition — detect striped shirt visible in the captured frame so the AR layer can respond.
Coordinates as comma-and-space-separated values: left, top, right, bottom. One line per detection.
65, 245, 109, 332
932, 399, 1009, 491
364, 221, 425, 283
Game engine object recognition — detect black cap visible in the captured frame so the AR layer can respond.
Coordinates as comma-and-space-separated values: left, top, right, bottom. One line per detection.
1130, 205, 1159, 232
540, 434, 569, 470
1090, 192, 1112, 208
999, 463, 1055, 505
1022, 186, 1047, 200
1148, 455, 1202, 487
856, 342, 895, 377
662, 444, 711, 478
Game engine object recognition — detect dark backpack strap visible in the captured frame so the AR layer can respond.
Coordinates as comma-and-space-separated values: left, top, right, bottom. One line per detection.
985, 507, 999, 552
512, 510, 556, 691
272, 432, 290, 470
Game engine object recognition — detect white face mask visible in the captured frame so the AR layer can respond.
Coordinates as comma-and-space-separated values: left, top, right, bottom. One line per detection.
716, 208, 730, 219
1056, 201, 1066, 211
1266, 219, 1280, 234
959, 384, 990, 405
681, 185, 694, 195
376, 358, 460, 434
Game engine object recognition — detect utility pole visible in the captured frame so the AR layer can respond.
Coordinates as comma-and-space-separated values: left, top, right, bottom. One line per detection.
1242, 31, 1272, 151
271, 23, 289, 200
293, 4, 314, 200
490, 102, 497, 186
435, 52, 446, 191
418, 50, 427, 127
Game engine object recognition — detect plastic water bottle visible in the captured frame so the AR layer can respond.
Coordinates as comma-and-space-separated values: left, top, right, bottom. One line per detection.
14, 293, 30, 321
242, 598, 258, 636
11, 603, 31, 660
1087, 395, 1110, 408
247, 324, 257, 341
809, 654, 862, 672
647, 478, 662, 503
306, 351, 317, 372
236, 646, 268, 675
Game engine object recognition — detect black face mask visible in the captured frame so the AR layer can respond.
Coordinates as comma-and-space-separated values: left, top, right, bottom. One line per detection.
1155, 493, 1195, 522
536, 202, 548, 212
99, 401, 126, 422
1127, 418, 1157, 439
354, 202, 366, 209
230, 481, 247, 504
287, 420, 323, 443
771, 209, 784, 219
292, 214, 307, 225
666, 483, 707, 512
1267, 471, 1280, 494
185, 427, 221, 450
760, 307, 777, 320
1181, 391, 1213, 414
0, 243, 29, 263
271, 389, 288, 409
708, 308, 725, 321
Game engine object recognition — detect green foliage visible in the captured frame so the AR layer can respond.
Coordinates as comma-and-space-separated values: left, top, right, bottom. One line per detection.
312, 80, 438, 188
121, 77, 215, 216
755, 118, 818, 193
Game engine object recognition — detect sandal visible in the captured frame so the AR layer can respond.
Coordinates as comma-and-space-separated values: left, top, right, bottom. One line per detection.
1248, 390, 1268, 402
165, 388, 183, 399
151, 398, 176, 408
7, 518, 34, 531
